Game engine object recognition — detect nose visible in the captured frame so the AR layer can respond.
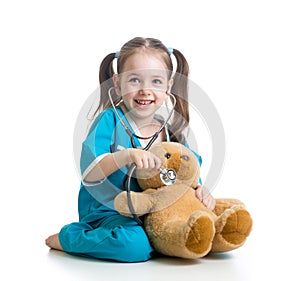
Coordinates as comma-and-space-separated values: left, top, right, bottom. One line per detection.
138, 84, 152, 95
139, 80, 153, 92
139, 89, 151, 96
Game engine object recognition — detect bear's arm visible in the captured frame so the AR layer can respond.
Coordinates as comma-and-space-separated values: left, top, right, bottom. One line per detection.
145, 183, 191, 213
114, 190, 155, 217
114, 184, 191, 216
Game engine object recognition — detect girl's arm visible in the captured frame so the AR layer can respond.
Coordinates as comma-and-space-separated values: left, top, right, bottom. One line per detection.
84, 148, 161, 183
195, 185, 216, 211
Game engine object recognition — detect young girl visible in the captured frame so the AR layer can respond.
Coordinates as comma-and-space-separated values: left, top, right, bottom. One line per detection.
45, 37, 216, 262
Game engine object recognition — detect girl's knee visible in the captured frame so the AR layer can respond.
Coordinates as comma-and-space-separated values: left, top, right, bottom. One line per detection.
111, 226, 154, 262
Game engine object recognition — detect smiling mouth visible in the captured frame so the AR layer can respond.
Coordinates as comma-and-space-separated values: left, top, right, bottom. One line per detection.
135, 99, 154, 105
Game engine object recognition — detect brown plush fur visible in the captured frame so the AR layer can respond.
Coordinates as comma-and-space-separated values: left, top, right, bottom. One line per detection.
114, 142, 252, 259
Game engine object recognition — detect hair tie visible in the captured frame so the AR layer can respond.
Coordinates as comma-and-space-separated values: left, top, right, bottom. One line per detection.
115, 51, 120, 59
167, 48, 173, 55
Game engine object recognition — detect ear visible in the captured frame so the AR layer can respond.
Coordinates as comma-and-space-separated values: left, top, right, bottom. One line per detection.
167, 78, 173, 93
113, 74, 121, 96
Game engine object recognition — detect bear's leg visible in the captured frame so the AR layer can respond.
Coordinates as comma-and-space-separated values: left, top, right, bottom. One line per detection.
146, 211, 215, 259
212, 204, 252, 252
213, 198, 245, 216
185, 211, 215, 257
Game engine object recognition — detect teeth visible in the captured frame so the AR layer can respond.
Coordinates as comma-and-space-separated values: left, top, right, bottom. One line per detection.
136, 100, 152, 105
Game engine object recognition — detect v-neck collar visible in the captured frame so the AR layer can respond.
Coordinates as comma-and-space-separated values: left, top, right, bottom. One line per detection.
118, 103, 170, 148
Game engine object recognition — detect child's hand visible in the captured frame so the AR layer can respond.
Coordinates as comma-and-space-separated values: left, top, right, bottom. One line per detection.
128, 148, 161, 170
195, 185, 216, 211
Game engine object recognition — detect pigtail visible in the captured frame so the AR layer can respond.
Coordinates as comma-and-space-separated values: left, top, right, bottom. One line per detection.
169, 48, 190, 144
91, 53, 117, 117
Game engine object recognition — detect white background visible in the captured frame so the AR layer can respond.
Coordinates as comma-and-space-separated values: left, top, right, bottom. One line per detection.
1, 0, 299, 280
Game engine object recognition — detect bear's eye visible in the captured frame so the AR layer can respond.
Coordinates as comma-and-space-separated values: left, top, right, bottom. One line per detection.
181, 155, 189, 161
164, 153, 171, 159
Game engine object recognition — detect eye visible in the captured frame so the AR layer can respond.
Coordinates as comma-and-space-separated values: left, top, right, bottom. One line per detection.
153, 79, 162, 84
129, 77, 140, 83
164, 153, 171, 159
180, 155, 189, 161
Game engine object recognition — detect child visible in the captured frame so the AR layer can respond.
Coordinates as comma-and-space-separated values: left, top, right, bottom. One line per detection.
45, 37, 215, 262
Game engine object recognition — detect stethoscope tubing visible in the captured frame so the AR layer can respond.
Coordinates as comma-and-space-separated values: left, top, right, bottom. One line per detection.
108, 87, 176, 149
108, 86, 177, 225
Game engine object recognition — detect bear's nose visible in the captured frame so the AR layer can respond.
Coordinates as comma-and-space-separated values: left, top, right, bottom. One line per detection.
180, 155, 189, 161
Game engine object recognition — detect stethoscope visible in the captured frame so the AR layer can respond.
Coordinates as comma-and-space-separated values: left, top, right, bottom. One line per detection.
108, 87, 177, 224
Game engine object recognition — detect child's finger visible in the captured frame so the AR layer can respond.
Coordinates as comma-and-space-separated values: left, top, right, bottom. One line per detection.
154, 155, 161, 170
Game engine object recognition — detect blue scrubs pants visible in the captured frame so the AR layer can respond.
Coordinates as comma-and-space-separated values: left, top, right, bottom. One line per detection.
58, 214, 154, 263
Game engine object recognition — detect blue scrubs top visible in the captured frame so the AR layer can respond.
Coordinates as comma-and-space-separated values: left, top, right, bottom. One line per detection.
78, 106, 202, 224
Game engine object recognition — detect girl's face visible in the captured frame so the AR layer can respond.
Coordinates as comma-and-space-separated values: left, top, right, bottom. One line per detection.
113, 51, 172, 122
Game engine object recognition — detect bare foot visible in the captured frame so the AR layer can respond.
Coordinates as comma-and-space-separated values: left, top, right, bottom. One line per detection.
45, 233, 64, 251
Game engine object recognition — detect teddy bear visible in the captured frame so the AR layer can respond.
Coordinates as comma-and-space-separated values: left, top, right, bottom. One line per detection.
114, 142, 252, 259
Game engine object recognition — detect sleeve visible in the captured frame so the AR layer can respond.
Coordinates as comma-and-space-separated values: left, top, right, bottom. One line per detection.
80, 109, 116, 186
184, 141, 203, 185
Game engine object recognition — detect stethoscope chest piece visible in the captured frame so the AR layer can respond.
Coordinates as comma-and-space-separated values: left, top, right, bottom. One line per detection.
159, 168, 177, 186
